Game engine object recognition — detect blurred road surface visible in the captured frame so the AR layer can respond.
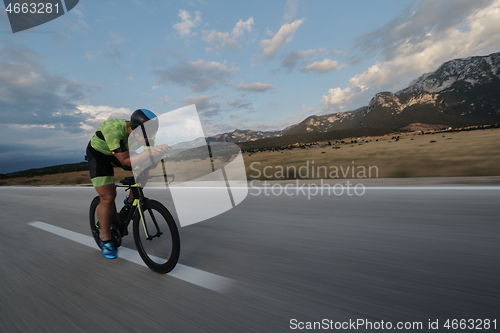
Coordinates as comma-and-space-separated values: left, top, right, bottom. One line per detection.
0, 185, 499, 332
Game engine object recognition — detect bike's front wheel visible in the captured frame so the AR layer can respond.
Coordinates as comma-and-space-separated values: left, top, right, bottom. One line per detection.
133, 199, 180, 274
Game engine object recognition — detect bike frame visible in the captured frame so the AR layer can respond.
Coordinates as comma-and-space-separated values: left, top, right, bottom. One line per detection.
116, 182, 152, 239
89, 173, 180, 273
115, 174, 174, 240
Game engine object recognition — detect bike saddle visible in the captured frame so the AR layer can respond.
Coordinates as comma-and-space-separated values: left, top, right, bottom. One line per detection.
120, 177, 136, 185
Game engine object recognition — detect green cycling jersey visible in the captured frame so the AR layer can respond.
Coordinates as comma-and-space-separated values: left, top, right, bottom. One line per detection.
90, 119, 129, 156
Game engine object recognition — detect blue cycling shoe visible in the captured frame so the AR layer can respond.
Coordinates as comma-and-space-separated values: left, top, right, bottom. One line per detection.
100, 239, 117, 259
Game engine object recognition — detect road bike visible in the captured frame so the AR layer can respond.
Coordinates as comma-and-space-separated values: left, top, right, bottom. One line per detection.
89, 175, 180, 273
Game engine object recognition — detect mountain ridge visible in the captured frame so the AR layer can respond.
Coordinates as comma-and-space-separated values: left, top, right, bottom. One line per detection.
165, 52, 500, 147
283, 52, 500, 135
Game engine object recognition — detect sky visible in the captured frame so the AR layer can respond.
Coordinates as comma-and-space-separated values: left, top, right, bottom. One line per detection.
0, 0, 499, 173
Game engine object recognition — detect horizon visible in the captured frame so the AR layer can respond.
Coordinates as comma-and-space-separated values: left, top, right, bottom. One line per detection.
1, 0, 500, 173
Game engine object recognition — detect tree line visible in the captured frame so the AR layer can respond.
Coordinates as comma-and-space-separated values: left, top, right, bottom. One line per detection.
0, 162, 89, 180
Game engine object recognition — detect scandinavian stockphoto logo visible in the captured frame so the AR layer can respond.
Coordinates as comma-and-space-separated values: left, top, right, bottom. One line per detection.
128, 105, 248, 227
4, 0, 79, 33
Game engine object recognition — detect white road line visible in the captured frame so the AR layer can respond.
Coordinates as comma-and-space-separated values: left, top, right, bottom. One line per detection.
363, 186, 500, 190
7, 185, 500, 190
246, 186, 500, 190
27, 221, 236, 294
146, 186, 500, 190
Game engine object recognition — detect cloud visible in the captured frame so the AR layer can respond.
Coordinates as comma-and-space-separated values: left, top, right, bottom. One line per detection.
77, 105, 132, 130
281, 49, 318, 71
236, 82, 275, 92
159, 95, 170, 106
353, 0, 495, 61
107, 32, 124, 60
83, 33, 125, 67
301, 105, 317, 115
321, 0, 500, 111
125, 76, 138, 81
281, 48, 345, 73
0, 133, 87, 173
203, 31, 237, 50
0, 45, 124, 173
350, 0, 500, 82
320, 87, 364, 110
173, 9, 202, 37
232, 17, 254, 38
284, 0, 299, 22
302, 59, 345, 73
154, 59, 238, 92
181, 96, 254, 118
182, 95, 223, 117
0, 44, 88, 133
228, 98, 253, 111
59, 8, 90, 31
260, 19, 304, 60
202, 17, 253, 51
85, 50, 101, 60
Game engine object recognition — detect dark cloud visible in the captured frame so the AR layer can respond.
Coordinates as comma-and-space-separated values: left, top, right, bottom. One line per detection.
228, 98, 253, 111
154, 59, 237, 92
0, 44, 93, 173
182, 95, 254, 118
281, 50, 314, 71
0, 154, 84, 174
0, 44, 88, 133
281, 48, 343, 73
105, 32, 124, 68
0, 140, 85, 174
236, 82, 275, 92
352, 0, 494, 61
182, 95, 223, 117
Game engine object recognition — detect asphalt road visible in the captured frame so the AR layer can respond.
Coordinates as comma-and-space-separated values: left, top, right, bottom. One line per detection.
0, 185, 499, 332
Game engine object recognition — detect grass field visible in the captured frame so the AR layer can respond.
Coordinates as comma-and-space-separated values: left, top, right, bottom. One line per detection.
244, 127, 500, 180
1, 127, 499, 186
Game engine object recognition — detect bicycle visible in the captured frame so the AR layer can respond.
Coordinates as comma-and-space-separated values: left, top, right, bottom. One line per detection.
89, 174, 180, 273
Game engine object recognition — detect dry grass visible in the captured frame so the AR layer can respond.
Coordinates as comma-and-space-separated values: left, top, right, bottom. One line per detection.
0, 169, 132, 186
243, 128, 500, 179
2, 128, 499, 186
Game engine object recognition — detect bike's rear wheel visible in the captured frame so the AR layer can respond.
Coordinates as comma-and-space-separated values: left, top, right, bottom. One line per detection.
89, 196, 122, 248
133, 199, 180, 274
89, 196, 102, 249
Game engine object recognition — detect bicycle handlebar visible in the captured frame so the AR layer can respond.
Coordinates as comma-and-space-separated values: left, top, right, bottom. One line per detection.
149, 173, 175, 183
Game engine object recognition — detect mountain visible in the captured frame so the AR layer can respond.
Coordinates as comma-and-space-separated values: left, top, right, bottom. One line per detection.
171, 137, 214, 150
171, 129, 282, 149
284, 52, 500, 135
214, 129, 282, 142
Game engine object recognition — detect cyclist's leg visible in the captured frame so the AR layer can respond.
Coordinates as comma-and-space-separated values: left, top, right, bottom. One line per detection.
95, 184, 116, 241
116, 163, 135, 205
87, 143, 117, 241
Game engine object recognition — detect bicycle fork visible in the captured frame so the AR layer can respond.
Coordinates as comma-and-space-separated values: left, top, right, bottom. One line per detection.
135, 199, 163, 241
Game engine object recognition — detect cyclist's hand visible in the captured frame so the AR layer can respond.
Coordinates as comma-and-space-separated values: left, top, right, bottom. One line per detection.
147, 144, 171, 156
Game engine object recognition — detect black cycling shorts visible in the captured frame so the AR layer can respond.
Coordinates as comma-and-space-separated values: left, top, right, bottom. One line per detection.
86, 143, 131, 187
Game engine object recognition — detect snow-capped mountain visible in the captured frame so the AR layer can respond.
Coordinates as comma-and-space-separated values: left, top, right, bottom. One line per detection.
285, 52, 500, 135
214, 129, 282, 142
398, 53, 500, 95
171, 129, 282, 149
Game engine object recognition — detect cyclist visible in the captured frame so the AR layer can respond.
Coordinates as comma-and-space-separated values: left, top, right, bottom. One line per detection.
86, 109, 169, 259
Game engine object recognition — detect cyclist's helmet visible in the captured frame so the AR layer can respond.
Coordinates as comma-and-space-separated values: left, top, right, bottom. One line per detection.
130, 109, 159, 136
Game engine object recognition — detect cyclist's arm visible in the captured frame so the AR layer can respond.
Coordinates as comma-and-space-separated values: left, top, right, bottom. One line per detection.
119, 145, 171, 168
114, 150, 132, 167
